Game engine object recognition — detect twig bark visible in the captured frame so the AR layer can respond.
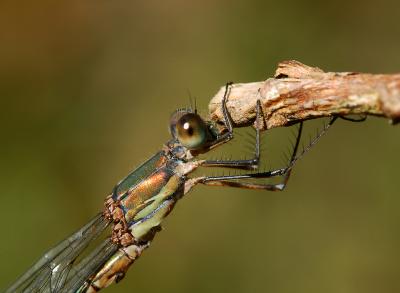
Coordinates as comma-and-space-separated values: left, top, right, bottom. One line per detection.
208, 60, 400, 129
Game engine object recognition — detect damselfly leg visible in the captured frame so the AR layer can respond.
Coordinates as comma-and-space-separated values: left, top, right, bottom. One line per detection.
199, 113, 339, 191
198, 121, 302, 191
202, 98, 261, 170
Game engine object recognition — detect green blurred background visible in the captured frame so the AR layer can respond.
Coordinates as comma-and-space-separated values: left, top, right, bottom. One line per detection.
1, 1, 399, 292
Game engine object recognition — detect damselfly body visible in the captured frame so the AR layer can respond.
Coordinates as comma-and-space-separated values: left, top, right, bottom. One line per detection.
4, 83, 337, 293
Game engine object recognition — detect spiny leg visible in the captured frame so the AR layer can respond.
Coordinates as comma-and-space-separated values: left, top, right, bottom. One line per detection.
203, 100, 262, 170
200, 121, 303, 191
206, 82, 235, 149
198, 116, 338, 191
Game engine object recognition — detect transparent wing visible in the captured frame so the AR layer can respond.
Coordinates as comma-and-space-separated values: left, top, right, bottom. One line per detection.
4, 213, 111, 293
61, 239, 118, 293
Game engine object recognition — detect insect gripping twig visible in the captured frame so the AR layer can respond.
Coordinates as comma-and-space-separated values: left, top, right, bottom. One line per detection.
208, 60, 400, 129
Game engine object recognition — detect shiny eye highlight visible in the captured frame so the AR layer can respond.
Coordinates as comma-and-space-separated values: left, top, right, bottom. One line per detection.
174, 113, 207, 149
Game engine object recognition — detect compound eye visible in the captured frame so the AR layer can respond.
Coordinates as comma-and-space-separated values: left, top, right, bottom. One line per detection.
175, 113, 207, 149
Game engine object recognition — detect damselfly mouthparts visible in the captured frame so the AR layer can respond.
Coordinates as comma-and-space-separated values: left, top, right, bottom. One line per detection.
3, 83, 336, 293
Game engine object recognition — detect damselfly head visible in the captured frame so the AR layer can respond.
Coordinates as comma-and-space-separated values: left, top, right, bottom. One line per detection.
169, 109, 217, 151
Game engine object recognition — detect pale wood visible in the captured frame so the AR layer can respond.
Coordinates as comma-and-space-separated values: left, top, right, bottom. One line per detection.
208, 60, 400, 129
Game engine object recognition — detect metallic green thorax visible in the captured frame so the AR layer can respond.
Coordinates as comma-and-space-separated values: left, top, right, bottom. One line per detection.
105, 143, 198, 246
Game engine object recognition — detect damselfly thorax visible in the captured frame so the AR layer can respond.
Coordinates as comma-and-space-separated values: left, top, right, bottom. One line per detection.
4, 83, 343, 293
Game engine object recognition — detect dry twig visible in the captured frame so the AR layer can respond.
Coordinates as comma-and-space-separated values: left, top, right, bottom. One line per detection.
208, 60, 400, 129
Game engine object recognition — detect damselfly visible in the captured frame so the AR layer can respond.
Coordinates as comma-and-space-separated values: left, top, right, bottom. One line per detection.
3, 83, 336, 293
